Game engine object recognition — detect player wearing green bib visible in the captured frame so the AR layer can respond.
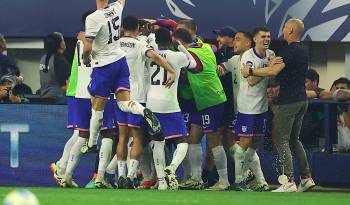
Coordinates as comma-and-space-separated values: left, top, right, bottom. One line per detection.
175, 21, 230, 191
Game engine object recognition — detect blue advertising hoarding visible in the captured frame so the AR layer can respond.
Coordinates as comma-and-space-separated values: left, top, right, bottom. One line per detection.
0, 0, 349, 41
0, 104, 95, 187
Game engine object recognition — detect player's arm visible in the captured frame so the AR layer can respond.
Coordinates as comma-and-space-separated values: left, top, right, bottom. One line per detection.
177, 42, 197, 69
146, 50, 176, 88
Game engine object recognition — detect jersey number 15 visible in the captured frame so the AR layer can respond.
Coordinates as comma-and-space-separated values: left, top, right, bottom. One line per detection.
107, 16, 120, 44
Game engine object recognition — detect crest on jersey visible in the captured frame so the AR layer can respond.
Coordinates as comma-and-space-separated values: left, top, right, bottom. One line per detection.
246, 61, 254, 69
242, 126, 247, 133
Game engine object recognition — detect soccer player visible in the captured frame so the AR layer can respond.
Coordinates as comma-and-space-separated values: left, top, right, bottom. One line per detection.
110, 16, 176, 189
174, 25, 229, 191
217, 31, 254, 189
80, 0, 174, 153
234, 27, 279, 192
146, 27, 196, 190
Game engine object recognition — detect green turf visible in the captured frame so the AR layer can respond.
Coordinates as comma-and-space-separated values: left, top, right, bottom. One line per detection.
1, 187, 350, 205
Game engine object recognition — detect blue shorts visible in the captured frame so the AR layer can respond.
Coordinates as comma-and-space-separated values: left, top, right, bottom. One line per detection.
88, 57, 130, 97
235, 112, 268, 137
150, 112, 188, 139
191, 103, 225, 133
179, 99, 196, 129
114, 102, 145, 128
74, 97, 116, 131
67, 97, 76, 129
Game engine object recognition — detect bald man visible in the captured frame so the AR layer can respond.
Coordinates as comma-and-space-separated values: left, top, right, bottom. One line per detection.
241, 18, 315, 192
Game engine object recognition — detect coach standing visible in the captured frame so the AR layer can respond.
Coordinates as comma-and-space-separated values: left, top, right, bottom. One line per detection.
241, 18, 315, 192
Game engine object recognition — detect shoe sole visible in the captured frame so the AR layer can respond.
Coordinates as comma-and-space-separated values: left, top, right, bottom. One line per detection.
298, 184, 316, 192
144, 108, 161, 134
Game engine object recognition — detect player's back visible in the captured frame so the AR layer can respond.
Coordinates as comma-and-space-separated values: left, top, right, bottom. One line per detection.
74, 40, 93, 99
146, 50, 188, 113
237, 48, 275, 114
117, 36, 150, 103
85, 2, 125, 67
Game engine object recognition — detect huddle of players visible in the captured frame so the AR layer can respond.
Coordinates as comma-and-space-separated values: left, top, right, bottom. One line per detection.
51, 0, 283, 192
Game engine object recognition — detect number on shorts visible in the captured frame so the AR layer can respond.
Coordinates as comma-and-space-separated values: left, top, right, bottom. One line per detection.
202, 114, 210, 126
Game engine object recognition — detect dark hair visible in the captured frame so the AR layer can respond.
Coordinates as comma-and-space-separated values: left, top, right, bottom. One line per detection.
155, 27, 172, 47
174, 28, 193, 44
305, 69, 320, 84
331, 77, 350, 90
122, 16, 139, 32
236, 31, 253, 42
178, 19, 197, 34
252, 26, 270, 37
44, 32, 63, 72
82, 10, 94, 25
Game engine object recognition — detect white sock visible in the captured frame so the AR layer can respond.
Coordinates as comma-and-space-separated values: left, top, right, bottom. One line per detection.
169, 143, 188, 172
117, 160, 127, 178
182, 152, 191, 181
245, 148, 266, 184
88, 109, 103, 147
117, 101, 145, 116
188, 144, 203, 182
97, 138, 113, 179
150, 140, 166, 180
127, 159, 139, 180
65, 137, 87, 177
106, 154, 118, 175
212, 145, 229, 185
139, 144, 153, 181
233, 144, 246, 183
126, 137, 133, 169
229, 143, 240, 157
57, 130, 79, 175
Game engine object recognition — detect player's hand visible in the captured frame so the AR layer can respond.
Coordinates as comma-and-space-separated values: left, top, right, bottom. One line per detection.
241, 64, 250, 78
77, 31, 86, 41
83, 55, 92, 67
217, 65, 226, 76
268, 56, 283, 66
0, 88, 8, 98
164, 72, 175, 88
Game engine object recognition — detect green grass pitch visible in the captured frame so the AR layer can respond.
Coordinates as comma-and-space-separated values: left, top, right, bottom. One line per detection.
1, 187, 350, 205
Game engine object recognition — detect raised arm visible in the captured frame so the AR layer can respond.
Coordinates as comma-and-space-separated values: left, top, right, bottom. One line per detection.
177, 42, 197, 69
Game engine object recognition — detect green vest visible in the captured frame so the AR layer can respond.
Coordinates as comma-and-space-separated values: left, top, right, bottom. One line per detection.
187, 43, 226, 110
66, 50, 78, 97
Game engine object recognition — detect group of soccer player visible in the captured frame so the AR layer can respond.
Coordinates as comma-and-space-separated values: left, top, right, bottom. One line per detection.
50, 0, 314, 192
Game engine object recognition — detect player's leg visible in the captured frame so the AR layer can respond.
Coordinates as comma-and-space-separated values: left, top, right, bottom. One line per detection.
158, 112, 189, 190
138, 141, 157, 189
202, 104, 229, 191
150, 134, 167, 190
94, 129, 114, 189
114, 57, 161, 134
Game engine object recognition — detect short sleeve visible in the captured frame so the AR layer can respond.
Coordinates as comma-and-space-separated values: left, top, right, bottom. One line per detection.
85, 15, 100, 40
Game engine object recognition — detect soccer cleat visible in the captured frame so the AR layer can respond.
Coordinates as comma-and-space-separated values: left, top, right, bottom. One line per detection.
158, 179, 169, 190
272, 182, 297, 192
137, 180, 157, 189
205, 181, 230, 191
61, 176, 79, 188
251, 182, 269, 192
124, 177, 136, 189
143, 108, 161, 134
80, 144, 99, 154
243, 169, 256, 185
117, 176, 128, 189
50, 162, 63, 186
95, 177, 113, 189
85, 179, 96, 189
179, 179, 204, 190
164, 166, 179, 190
297, 177, 316, 192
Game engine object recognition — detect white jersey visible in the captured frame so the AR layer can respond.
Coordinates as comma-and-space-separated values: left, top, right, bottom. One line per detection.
75, 40, 93, 99
85, 2, 125, 67
138, 33, 158, 50
222, 55, 241, 114
146, 50, 189, 113
117, 36, 152, 103
237, 48, 275, 114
